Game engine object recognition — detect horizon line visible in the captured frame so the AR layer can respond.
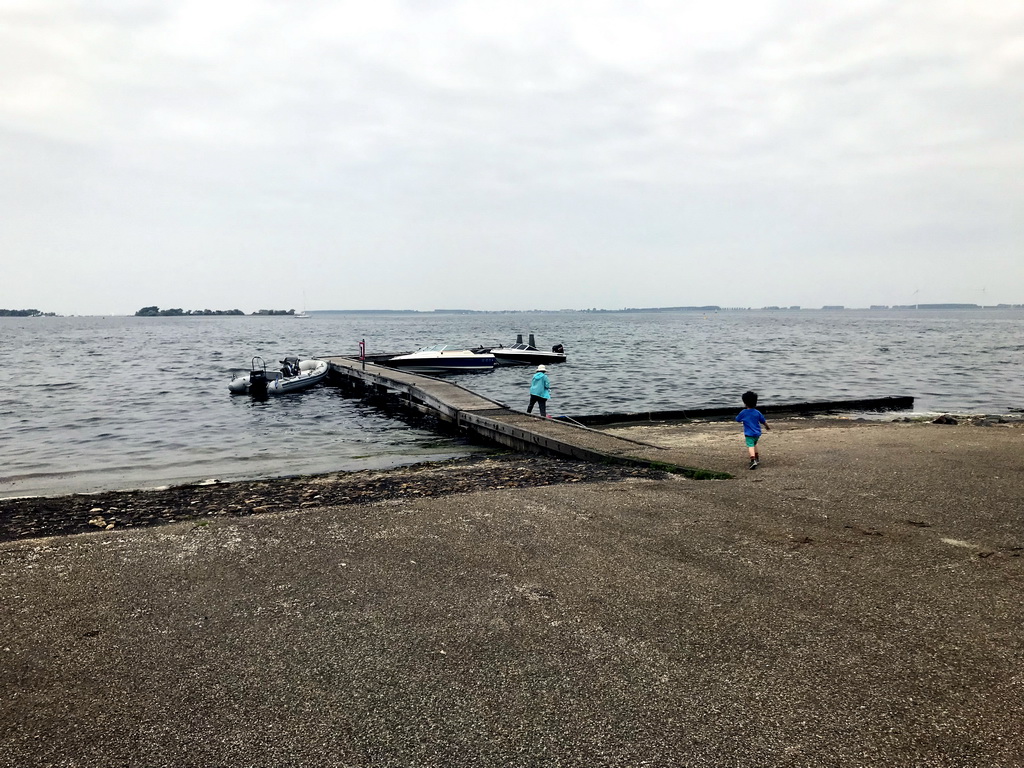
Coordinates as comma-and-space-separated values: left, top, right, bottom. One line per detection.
5, 302, 1024, 318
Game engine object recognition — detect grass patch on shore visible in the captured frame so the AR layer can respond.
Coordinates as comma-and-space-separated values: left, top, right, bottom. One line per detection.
614, 457, 733, 480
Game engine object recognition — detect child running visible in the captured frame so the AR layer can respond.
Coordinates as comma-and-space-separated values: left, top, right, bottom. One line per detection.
736, 390, 770, 469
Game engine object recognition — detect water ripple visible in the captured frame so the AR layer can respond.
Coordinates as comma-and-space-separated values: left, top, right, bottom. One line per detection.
2, 310, 1023, 498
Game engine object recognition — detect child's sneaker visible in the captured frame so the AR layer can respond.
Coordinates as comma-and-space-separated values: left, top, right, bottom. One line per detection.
749, 459, 759, 470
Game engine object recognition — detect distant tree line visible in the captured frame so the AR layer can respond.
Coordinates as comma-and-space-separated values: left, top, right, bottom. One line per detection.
135, 306, 245, 316
134, 306, 299, 316
0, 308, 54, 317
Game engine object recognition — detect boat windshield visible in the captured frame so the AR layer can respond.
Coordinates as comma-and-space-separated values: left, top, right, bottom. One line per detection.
416, 344, 453, 353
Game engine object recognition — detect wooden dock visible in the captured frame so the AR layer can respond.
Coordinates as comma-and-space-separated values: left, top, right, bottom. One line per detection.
323, 357, 730, 479
325, 357, 915, 479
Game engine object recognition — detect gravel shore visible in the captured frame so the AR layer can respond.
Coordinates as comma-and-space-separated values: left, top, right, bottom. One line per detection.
0, 455, 664, 542
1, 419, 1022, 767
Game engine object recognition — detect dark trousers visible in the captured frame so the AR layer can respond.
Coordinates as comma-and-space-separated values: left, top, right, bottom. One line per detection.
527, 395, 547, 417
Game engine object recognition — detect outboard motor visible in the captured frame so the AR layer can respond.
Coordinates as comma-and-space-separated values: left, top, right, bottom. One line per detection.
248, 356, 270, 396
528, 333, 536, 349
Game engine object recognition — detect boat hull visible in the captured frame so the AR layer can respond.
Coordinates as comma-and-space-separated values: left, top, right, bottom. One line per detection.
383, 357, 495, 374
491, 350, 567, 366
266, 360, 329, 393
382, 348, 496, 374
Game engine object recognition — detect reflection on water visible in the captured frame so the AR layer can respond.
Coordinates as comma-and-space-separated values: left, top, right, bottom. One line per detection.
1, 310, 1022, 497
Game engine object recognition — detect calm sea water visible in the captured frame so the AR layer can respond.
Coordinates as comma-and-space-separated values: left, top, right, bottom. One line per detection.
2, 310, 1022, 498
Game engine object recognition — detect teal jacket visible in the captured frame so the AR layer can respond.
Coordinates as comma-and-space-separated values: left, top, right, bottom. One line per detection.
530, 372, 550, 399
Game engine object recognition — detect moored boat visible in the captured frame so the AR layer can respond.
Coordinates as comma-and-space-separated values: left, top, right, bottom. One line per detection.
381, 344, 496, 374
487, 334, 566, 366
229, 356, 329, 396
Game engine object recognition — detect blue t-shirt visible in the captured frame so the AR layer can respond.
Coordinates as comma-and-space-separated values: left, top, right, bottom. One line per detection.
736, 408, 766, 437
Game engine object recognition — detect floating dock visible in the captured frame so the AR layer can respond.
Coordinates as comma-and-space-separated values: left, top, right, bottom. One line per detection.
565, 396, 916, 427
323, 357, 731, 479
325, 357, 916, 479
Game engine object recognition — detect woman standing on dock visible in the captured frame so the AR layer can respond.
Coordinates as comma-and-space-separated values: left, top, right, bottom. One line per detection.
527, 365, 551, 417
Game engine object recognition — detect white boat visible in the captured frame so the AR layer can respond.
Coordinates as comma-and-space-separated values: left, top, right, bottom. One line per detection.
488, 334, 566, 366
293, 312, 310, 319
268, 358, 328, 393
229, 357, 329, 396
382, 344, 496, 374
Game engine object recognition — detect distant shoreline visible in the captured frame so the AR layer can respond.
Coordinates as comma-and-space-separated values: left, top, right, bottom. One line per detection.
5, 304, 1023, 318
307, 303, 1024, 314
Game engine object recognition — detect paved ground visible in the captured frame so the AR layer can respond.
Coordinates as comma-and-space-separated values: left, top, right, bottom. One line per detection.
2, 419, 1022, 767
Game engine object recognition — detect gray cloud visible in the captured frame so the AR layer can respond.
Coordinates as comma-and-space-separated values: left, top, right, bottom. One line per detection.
2, 0, 1022, 313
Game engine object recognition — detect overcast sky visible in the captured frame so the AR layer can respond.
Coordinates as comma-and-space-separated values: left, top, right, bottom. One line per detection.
2, 1, 1022, 314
